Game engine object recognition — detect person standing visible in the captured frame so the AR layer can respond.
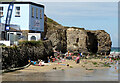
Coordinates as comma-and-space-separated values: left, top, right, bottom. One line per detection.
76, 55, 80, 64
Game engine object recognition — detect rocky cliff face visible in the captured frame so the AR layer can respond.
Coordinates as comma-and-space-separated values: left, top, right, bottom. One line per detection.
2, 40, 53, 70
46, 29, 67, 53
44, 15, 112, 55
66, 28, 88, 53
87, 30, 112, 55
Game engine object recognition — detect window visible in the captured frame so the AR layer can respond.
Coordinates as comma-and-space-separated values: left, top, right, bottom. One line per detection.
31, 36, 36, 41
40, 9, 42, 19
32, 7, 34, 17
0, 7, 3, 17
15, 7, 20, 17
36, 8, 38, 18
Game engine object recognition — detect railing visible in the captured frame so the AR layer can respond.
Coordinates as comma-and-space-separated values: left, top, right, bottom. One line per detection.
0, 41, 10, 46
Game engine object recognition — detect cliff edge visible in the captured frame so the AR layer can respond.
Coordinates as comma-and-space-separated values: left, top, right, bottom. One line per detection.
43, 15, 112, 55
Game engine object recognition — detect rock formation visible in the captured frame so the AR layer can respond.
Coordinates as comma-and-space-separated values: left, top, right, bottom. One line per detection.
2, 40, 53, 70
44, 15, 112, 55
66, 28, 88, 53
87, 30, 112, 55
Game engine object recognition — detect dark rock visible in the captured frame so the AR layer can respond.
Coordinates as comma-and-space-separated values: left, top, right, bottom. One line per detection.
2, 40, 53, 70
45, 16, 112, 55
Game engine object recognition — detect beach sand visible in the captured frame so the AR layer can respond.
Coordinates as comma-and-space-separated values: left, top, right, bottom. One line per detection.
2, 58, 118, 81
17, 58, 115, 73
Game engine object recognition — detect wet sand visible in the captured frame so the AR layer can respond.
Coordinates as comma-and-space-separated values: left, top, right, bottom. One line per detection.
2, 59, 118, 81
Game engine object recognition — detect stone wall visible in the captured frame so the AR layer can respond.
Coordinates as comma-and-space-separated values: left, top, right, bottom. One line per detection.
2, 40, 53, 70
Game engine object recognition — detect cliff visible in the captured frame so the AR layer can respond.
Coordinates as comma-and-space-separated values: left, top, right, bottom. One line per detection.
2, 40, 53, 70
44, 15, 112, 55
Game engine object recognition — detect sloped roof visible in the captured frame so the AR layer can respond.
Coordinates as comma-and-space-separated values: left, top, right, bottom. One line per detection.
0, 1, 44, 8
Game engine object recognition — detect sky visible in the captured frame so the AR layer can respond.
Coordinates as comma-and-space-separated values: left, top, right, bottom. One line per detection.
17, 0, 119, 47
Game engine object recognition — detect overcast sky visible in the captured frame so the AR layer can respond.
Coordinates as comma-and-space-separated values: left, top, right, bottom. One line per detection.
17, 0, 119, 47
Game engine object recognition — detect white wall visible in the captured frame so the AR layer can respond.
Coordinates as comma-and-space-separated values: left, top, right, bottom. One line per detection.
0, 4, 30, 30
28, 33, 41, 41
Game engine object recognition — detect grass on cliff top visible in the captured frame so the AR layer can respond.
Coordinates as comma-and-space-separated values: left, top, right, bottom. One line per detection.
47, 17, 86, 31
18, 40, 43, 46
47, 17, 61, 26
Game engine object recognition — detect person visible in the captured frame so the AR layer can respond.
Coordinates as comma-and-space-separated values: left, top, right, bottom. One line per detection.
81, 53, 83, 57
79, 52, 82, 57
52, 57, 55, 62
50, 56, 53, 62
47, 57, 50, 63
67, 51, 69, 56
86, 53, 89, 59
72, 56, 74, 60
76, 55, 80, 64
57, 54, 60, 60
38, 60, 42, 66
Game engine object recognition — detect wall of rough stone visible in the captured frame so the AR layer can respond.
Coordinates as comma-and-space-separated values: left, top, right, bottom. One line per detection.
66, 28, 88, 53
2, 40, 53, 70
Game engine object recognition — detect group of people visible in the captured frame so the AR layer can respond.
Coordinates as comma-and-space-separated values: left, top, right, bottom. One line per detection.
30, 51, 115, 66
29, 59, 45, 66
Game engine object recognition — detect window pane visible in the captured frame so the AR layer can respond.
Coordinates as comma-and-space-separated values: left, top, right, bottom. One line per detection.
15, 7, 20, 16
36, 8, 38, 18
0, 7, 3, 10
40, 9, 42, 19
0, 7, 3, 16
32, 7, 34, 17
16, 7, 20, 10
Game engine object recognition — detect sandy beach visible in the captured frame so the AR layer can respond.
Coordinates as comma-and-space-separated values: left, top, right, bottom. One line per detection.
18, 58, 117, 73
2, 58, 118, 81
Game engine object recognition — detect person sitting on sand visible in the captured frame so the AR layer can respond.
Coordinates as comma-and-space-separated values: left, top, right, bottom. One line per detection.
86, 53, 89, 59
50, 56, 53, 62
75, 55, 80, 64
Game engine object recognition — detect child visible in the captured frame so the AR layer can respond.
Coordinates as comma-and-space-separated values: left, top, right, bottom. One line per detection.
76, 55, 80, 64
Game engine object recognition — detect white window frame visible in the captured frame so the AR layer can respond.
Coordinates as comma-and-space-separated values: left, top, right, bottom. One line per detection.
15, 6, 20, 17
0, 7, 3, 17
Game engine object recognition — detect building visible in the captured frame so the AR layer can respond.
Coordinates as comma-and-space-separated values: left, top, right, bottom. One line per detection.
0, 2, 44, 42
0, 23, 22, 46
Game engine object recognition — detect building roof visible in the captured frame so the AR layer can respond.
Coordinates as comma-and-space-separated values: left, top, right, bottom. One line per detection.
0, 1, 44, 8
